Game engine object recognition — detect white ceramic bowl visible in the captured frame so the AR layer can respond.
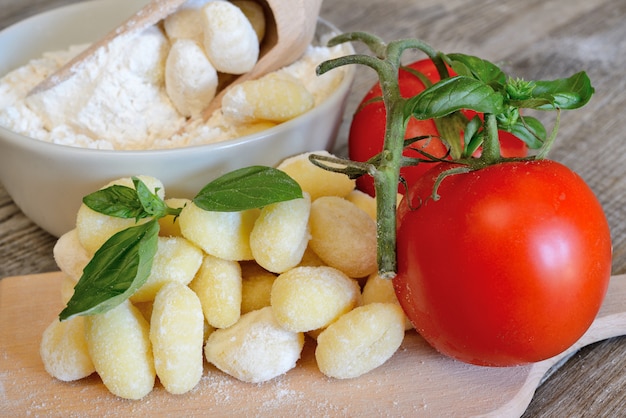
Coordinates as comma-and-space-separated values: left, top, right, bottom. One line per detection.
0, 0, 354, 238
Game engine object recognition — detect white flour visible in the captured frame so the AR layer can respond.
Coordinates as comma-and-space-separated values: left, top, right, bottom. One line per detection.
0, 27, 346, 150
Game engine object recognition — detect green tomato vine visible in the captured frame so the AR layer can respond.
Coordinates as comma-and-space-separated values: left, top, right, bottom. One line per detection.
311, 32, 594, 279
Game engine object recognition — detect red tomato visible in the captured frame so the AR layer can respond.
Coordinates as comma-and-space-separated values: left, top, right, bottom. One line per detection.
393, 160, 612, 366
348, 59, 528, 196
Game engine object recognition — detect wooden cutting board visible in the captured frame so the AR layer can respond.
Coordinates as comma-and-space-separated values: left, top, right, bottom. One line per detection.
2, 272, 626, 417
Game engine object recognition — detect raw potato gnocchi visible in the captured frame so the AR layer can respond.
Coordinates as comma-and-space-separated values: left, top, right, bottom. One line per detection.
250, 193, 311, 273
309, 196, 378, 278
75, 175, 164, 254
201, 1, 259, 74
84, 300, 155, 400
277, 151, 356, 200
189, 254, 242, 328
271, 266, 360, 333
40, 316, 94, 382
45, 149, 413, 399
222, 74, 315, 123
130, 236, 203, 303
316, 303, 406, 379
150, 282, 204, 394
178, 201, 259, 261
204, 306, 304, 383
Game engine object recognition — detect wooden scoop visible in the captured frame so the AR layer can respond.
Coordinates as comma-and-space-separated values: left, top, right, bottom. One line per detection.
2, 272, 626, 416
28, 0, 188, 95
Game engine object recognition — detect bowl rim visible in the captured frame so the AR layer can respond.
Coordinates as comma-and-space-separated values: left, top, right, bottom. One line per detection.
0, 1, 355, 157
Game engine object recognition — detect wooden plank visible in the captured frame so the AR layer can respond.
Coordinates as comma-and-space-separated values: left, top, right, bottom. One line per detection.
2, 272, 626, 417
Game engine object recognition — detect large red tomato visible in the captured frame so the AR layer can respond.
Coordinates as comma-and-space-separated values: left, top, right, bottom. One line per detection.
393, 160, 612, 366
348, 59, 528, 196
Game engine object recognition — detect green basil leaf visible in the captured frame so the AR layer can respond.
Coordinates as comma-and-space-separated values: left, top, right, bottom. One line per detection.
133, 177, 168, 218
513, 71, 594, 110
193, 166, 303, 212
406, 76, 505, 120
82, 184, 146, 219
59, 219, 159, 321
508, 116, 547, 149
463, 115, 484, 156
447, 53, 507, 86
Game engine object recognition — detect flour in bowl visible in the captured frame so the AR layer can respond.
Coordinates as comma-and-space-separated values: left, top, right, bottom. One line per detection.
0, 3, 347, 150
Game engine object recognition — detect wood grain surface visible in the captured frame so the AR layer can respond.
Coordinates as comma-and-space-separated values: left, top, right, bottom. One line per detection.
2, 272, 626, 417
1, 0, 626, 416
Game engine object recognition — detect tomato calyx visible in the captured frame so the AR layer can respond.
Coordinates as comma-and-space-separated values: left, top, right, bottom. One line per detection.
315, 32, 595, 279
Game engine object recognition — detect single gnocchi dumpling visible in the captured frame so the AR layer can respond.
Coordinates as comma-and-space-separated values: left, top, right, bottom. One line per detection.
165, 38, 218, 118
84, 300, 155, 400
201, 1, 259, 74
179, 201, 259, 261
189, 254, 242, 328
315, 303, 406, 379
240, 261, 276, 314
309, 196, 378, 278
40, 316, 95, 382
130, 236, 203, 303
345, 189, 377, 221
250, 193, 311, 273
222, 74, 314, 123
76, 175, 164, 254
362, 272, 413, 330
53, 229, 91, 281
277, 151, 356, 200
204, 306, 304, 383
270, 266, 360, 333
150, 282, 204, 395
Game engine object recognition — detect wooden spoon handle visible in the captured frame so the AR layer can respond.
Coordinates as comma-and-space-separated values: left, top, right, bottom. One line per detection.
489, 273, 626, 417
28, 0, 187, 96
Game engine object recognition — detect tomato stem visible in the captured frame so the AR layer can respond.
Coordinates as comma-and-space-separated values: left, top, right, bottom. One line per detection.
479, 114, 501, 165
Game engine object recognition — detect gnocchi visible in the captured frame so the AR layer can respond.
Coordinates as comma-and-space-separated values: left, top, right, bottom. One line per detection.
249, 193, 311, 273
130, 236, 203, 303
271, 266, 360, 333
204, 307, 304, 383
178, 201, 258, 261
150, 282, 204, 394
201, 1, 259, 74
277, 151, 356, 200
222, 74, 315, 123
309, 196, 378, 278
45, 150, 413, 399
84, 300, 155, 400
189, 254, 242, 328
40, 316, 94, 382
316, 303, 406, 379
76, 175, 164, 254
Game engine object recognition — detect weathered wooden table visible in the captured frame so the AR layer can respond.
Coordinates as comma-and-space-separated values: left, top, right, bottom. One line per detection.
1, 0, 625, 415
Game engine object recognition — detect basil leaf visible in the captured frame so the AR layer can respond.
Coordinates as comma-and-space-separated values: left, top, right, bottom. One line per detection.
193, 166, 303, 212
508, 116, 546, 149
406, 76, 505, 120
447, 53, 507, 86
133, 177, 169, 218
512, 71, 594, 110
59, 219, 159, 321
82, 184, 146, 220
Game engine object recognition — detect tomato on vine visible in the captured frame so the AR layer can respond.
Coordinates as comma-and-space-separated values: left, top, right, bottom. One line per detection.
348, 58, 528, 196
314, 32, 611, 366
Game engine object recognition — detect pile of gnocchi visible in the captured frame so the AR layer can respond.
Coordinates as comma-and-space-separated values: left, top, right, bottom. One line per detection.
40, 151, 412, 400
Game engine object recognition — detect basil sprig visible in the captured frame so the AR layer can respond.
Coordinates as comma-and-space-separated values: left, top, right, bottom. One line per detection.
59, 167, 302, 320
